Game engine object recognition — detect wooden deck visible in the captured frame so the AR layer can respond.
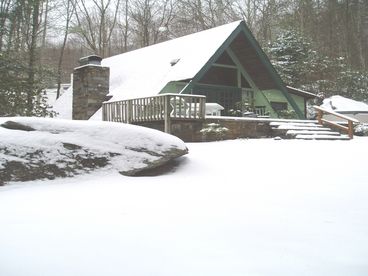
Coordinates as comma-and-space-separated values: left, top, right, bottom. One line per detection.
102, 95, 360, 141
102, 94, 275, 141
103, 94, 206, 134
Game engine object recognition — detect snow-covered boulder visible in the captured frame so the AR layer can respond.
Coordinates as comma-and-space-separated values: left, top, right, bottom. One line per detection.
0, 118, 188, 185
355, 123, 368, 136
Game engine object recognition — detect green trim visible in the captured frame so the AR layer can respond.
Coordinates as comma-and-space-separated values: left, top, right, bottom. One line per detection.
196, 82, 241, 90
226, 48, 258, 90
237, 70, 241, 88
212, 63, 238, 69
226, 48, 278, 116
182, 20, 304, 119
237, 21, 304, 119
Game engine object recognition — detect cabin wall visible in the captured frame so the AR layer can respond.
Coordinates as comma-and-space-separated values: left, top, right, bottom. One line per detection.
253, 90, 277, 117
160, 81, 188, 94
290, 94, 306, 117
259, 89, 306, 118
161, 82, 306, 118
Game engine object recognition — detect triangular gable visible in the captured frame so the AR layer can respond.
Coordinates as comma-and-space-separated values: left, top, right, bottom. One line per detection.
101, 21, 243, 101
183, 21, 304, 119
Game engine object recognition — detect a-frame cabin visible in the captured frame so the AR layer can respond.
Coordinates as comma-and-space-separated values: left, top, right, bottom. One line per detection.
101, 21, 314, 119
158, 21, 313, 119
63, 21, 316, 122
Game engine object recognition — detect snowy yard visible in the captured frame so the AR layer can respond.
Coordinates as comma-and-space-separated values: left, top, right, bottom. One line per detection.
1, 137, 368, 275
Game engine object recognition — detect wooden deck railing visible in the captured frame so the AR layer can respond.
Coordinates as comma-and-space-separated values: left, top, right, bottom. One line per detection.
314, 105, 360, 139
102, 94, 206, 133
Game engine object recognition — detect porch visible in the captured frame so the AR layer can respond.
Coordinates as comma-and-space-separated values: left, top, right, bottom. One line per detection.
102, 94, 206, 133
102, 94, 274, 141
102, 94, 358, 142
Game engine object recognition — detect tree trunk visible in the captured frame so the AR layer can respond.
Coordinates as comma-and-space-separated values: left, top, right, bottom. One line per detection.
27, 0, 41, 115
362, 0, 368, 70
56, 0, 75, 99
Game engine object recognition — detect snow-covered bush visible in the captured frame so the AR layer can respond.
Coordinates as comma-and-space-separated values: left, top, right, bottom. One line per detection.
0, 52, 56, 117
265, 29, 368, 102
227, 100, 251, 117
200, 123, 229, 140
354, 124, 368, 136
276, 109, 297, 119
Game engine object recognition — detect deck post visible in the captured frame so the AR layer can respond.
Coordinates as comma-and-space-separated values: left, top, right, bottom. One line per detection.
127, 100, 132, 123
316, 109, 322, 125
164, 94, 172, 133
348, 120, 354, 139
102, 103, 106, 121
200, 97, 206, 119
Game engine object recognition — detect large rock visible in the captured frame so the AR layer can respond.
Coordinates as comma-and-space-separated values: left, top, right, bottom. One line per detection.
0, 118, 188, 185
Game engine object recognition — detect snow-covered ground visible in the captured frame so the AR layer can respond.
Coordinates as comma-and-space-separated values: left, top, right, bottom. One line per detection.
1, 136, 368, 275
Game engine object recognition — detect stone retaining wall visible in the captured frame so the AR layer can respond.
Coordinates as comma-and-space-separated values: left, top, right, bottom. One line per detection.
135, 117, 273, 142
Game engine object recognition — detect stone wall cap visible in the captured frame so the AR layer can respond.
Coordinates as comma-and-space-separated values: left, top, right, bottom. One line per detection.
74, 63, 109, 71
79, 55, 103, 66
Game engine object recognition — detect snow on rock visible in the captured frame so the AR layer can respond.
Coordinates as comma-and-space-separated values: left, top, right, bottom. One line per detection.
321, 95, 368, 112
0, 117, 188, 185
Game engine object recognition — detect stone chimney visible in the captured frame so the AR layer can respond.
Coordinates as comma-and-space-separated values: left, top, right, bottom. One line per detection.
72, 55, 110, 120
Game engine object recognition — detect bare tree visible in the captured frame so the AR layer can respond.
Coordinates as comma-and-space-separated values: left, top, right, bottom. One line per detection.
115, 0, 130, 52
0, 0, 13, 51
73, 0, 121, 57
232, 0, 259, 30
56, 0, 76, 99
25, 0, 44, 114
129, 0, 175, 47
362, 0, 368, 70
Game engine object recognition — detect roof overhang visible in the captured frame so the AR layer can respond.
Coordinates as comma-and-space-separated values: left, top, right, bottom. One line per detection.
286, 86, 319, 99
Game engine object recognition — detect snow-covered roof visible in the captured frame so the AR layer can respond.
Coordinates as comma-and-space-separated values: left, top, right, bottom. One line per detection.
286, 86, 318, 99
52, 21, 242, 120
102, 21, 242, 101
321, 95, 368, 113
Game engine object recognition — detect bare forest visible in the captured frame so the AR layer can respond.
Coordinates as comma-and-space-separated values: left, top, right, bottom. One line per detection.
1, 0, 367, 116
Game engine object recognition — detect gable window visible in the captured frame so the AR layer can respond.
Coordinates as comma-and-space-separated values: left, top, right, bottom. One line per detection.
200, 66, 237, 87
270, 101, 288, 111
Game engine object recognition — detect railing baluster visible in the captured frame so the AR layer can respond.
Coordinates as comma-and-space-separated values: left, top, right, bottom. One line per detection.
152, 97, 155, 120
102, 94, 206, 124
193, 99, 197, 119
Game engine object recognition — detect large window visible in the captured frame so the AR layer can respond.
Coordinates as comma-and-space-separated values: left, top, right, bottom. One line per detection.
193, 84, 241, 115
270, 101, 288, 111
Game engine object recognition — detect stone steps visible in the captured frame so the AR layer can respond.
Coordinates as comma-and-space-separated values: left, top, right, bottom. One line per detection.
270, 121, 350, 140
294, 134, 350, 140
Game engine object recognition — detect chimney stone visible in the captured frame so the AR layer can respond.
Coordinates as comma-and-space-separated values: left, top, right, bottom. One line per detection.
72, 55, 110, 120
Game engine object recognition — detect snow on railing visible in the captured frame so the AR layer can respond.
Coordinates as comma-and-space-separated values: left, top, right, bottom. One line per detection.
314, 105, 360, 139
102, 94, 206, 133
